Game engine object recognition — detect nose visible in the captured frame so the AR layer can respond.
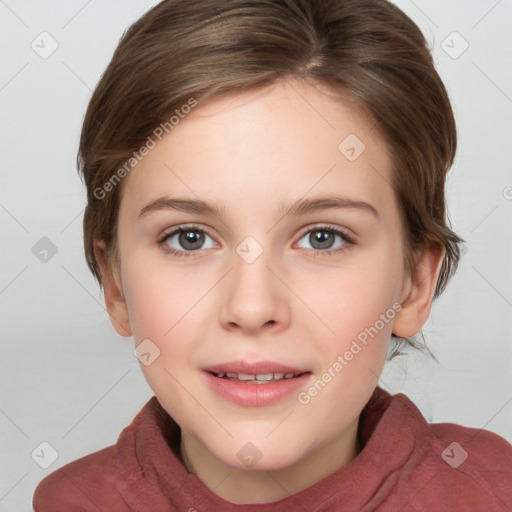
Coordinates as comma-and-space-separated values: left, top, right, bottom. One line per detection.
218, 247, 290, 336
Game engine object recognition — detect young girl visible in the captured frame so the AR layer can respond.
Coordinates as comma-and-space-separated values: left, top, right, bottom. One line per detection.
33, 0, 512, 510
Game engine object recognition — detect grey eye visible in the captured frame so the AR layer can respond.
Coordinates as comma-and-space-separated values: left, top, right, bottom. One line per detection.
164, 229, 215, 252
297, 229, 347, 251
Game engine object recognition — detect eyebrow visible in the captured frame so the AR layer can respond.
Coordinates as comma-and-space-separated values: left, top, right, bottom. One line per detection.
138, 195, 380, 220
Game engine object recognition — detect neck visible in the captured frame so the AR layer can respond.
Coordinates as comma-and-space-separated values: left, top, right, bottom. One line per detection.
180, 419, 361, 504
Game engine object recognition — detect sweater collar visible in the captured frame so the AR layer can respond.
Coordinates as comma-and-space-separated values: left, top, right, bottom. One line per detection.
116, 386, 432, 511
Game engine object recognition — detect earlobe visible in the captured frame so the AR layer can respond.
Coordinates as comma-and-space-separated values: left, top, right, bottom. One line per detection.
93, 240, 132, 337
392, 244, 444, 338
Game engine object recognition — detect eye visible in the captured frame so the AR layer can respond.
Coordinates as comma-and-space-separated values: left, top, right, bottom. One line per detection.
158, 225, 216, 256
296, 226, 354, 254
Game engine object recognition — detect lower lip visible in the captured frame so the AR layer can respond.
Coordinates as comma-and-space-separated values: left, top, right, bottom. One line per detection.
203, 371, 311, 407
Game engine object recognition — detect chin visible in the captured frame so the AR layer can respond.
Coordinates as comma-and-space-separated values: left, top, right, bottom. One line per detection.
209, 437, 307, 472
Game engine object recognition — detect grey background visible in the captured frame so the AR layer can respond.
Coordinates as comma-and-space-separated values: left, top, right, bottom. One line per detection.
1, 1, 511, 510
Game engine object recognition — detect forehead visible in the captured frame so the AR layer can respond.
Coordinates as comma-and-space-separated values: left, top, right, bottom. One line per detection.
119, 78, 394, 221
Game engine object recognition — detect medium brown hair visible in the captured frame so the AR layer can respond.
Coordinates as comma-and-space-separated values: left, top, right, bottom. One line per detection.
78, 0, 463, 357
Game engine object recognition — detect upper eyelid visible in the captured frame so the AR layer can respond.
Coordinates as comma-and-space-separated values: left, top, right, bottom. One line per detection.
296, 224, 353, 238
160, 223, 215, 240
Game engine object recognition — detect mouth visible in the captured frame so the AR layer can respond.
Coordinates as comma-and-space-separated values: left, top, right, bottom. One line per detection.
207, 371, 307, 384
202, 361, 311, 407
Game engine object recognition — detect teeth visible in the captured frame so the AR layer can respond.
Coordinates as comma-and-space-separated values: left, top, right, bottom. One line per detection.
237, 373, 255, 381
255, 374, 273, 381
215, 371, 301, 382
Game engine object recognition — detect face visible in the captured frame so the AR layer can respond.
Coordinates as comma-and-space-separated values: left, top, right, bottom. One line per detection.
112, 78, 413, 481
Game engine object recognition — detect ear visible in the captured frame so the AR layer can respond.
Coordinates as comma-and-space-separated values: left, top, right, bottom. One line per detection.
94, 240, 132, 337
392, 244, 444, 338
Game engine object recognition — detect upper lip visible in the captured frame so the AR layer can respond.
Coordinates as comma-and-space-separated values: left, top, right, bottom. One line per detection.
203, 360, 309, 375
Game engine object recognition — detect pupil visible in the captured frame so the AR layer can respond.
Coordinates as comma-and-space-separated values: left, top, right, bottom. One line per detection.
180, 230, 204, 250
311, 230, 333, 250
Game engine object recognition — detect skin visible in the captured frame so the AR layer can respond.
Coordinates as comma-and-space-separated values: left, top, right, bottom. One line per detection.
95, 77, 443, 504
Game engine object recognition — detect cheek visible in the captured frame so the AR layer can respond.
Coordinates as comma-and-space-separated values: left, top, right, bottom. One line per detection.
121, 256, 210, 405
297, 266, 399, 416
122, 253, 205, 340
307, 261, 400, 343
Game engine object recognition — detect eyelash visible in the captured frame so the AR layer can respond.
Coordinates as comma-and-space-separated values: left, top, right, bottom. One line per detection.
157, 224, 355, 258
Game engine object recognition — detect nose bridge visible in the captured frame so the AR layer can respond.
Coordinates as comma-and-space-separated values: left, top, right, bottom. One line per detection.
232, 241, 271, 295
218, 235, 289, 333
